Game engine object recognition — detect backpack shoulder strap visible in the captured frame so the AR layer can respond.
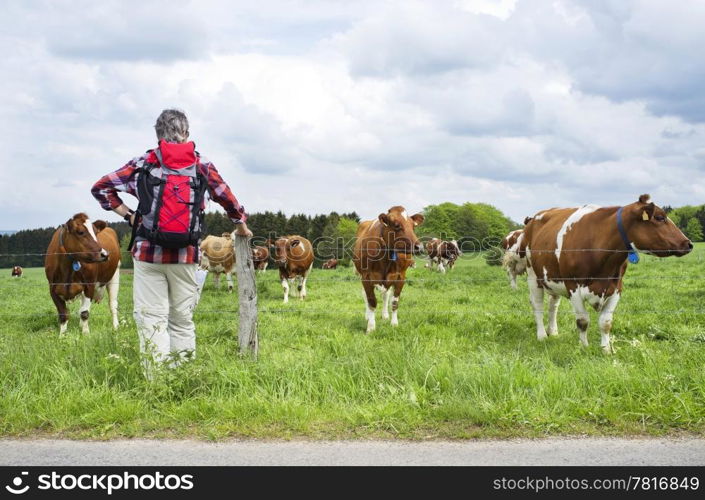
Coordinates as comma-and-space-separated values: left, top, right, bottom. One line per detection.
153, 148, 165, 168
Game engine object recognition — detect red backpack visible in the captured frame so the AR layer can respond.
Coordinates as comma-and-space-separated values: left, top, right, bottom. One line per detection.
129, 141, 208, 249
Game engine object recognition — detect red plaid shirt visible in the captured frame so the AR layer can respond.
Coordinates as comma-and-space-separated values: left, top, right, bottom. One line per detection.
92, 149, 247, 264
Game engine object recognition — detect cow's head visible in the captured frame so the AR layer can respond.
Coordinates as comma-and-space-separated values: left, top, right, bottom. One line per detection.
252, 246, 268, 261
269, 236, 307, 267
62, 213, 109, 262
447, 239, 461, 258
626, 194, 692, 257
378, 206, 424, 255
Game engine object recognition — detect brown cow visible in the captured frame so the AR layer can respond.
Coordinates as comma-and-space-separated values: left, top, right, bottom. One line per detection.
519, 195, 692, 353
425, 238, 461, 273
501, 229, 526, 290
353, 206, 424, 333
269, 235, 314, 303
199, 232, 236, 292
322, 258, 339, 269
252, 245, 269, 272
11, 266, 23, 278
44, 213, 121, 335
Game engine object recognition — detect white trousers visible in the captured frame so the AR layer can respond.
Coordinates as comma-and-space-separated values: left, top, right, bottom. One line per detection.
133, 261, 198, 373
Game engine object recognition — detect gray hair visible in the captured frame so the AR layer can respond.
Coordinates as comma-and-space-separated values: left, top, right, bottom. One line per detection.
154, 109, 189, 143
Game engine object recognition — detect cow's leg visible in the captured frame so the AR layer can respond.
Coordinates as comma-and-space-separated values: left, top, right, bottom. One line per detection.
508, 268, 518, 290
107, 265, 120, 330
79, 292, 92, 334
213, 272, 221, 290
362, 279, 377, 333
547, 295, 561, 336
598, 293, 620, 354
381, 287, 392, 320
527, 268, 547, 340
225, 271, 234, 293
425, 257, 432, 269
438, 259, 446, 274
569, 291, 590, 347
281, 275, 290, 303
390, 281, 404, 327
294, 276, 302, 298
300, 263, 313, 300
50, 288, 69, 335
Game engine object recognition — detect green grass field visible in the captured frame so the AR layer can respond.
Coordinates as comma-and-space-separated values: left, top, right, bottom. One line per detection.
1, 245, 705, 440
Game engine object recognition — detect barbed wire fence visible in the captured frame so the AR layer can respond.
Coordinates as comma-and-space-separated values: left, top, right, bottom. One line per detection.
2, 245, 703, 319
3, 245, 705, 362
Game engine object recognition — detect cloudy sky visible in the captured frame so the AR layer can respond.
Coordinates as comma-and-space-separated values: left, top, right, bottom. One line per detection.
2, 0, 704, 230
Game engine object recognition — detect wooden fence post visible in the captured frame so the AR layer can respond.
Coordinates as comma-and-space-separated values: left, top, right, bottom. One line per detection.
233, 234, 258, 358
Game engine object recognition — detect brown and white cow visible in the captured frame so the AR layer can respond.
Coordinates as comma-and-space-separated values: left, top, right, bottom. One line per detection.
269, 235, 314, 303
252, 245, 269, 272
425, 238, 461, 273
501, 229, 526, 290
519, 195, 692, 353
44, 213, 121, 335
199, 232, 236, 292
322, 258, 339, 269
11, 266, 23, 278
353, 206, 424, 333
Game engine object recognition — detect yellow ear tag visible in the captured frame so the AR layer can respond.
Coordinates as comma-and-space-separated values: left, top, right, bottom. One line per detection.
642, 211, 649, 221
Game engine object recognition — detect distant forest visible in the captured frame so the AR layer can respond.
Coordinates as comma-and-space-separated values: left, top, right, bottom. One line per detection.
0, 201, 518, 268
3, 202, 701, 269
0, 210, 359, 269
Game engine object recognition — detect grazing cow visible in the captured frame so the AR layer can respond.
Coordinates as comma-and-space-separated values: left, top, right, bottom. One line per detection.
501, 229, 526, 290
322, 258, 339, 270
269, 235, 314, 303
44, 213, 121, 335
11, 266, 23, 278
353, 206, 424, 333
425, 238, 461, 273
519, 195, 692, 353
252, 245, 269, 272
199, 232, 236, 292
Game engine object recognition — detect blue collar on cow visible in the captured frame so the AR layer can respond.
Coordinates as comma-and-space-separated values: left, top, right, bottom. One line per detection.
616, 207, 639, 264
59, 225, 81, 271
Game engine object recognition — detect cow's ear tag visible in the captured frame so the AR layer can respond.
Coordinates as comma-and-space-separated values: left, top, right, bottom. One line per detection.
390, 250, 397, 261
72, 261, 81, 271
642, 211, 649, 221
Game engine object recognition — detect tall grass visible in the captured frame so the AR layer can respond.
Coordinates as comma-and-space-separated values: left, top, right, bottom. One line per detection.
1, 245, 704, 439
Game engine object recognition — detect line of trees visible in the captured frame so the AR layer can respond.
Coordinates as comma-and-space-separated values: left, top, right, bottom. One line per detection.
417, 201, 520, 246
664, 205, 705, 242
11, 200, 704, 270
0, 211, 362, 269
0, 223, 131, 269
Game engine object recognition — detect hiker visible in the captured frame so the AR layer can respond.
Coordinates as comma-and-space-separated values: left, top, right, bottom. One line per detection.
91, 109, 251, 374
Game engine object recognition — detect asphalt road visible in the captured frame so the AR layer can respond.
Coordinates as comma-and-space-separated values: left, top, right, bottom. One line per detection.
1, 438, 704, 466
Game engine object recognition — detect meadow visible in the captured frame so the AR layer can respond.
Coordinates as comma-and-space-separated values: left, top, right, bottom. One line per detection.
1, 245, 704, 440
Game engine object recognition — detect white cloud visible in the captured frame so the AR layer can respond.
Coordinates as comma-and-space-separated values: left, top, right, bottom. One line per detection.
0, 0, 704, 231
